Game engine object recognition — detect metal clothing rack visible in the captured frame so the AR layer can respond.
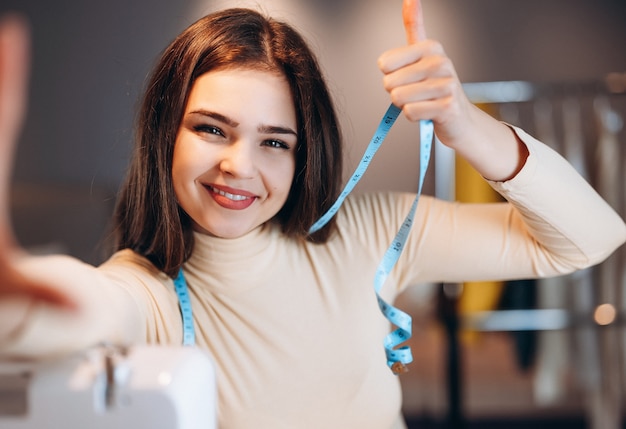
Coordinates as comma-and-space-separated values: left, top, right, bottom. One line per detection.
461, 72, 626, 104
436, 73, 626, 429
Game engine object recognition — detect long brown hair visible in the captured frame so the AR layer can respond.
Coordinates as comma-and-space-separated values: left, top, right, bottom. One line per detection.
113, 8, 343, 276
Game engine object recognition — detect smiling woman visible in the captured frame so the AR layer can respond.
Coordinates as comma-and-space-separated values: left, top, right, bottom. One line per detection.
172, 69, 298, 239
113, 9, 344, 276
0, 5, 625, 429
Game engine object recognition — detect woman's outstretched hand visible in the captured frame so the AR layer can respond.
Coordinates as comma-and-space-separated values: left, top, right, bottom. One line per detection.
379, 0, 528, 181
0, 15, 75, 309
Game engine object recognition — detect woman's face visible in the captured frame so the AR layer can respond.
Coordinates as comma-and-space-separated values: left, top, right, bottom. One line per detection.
172, 68, 298, 238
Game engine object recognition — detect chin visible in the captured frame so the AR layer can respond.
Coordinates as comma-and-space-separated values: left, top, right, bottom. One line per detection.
192, 221, 256, 239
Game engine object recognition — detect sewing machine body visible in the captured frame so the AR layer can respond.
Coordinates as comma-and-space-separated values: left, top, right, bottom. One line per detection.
0, 345, 217, 429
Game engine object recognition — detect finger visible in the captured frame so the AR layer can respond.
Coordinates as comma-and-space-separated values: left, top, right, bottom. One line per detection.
1, 263, 78, 309
389, 78, 455, 113
378, 41, 445, 74
382, 51, 453, 90
4, 283, 78, 309
402, 0, 427, 44
0, 14, 29, 148
0, 14, 30, 246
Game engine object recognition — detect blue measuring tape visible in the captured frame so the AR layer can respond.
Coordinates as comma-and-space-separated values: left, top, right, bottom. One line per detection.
173, 104, 434, 374
309, 104, 402, 233
309, 104, 433, 374
174, 269, 196, 346
376, 118, 432, 374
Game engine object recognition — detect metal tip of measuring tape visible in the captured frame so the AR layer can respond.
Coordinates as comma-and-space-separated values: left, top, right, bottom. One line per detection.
390, 361, 409, 375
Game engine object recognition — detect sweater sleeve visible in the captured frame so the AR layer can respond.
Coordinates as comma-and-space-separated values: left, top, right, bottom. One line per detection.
0, 251, 175, 359
487, 126, 626, 270
378, 125, 626, 288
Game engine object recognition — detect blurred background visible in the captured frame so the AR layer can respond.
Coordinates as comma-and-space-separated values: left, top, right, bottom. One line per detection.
1, 0, 625, 427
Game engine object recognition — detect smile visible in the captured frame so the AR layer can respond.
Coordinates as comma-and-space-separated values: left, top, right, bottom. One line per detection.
210, 186, 251, 201
207, 185, 257, 210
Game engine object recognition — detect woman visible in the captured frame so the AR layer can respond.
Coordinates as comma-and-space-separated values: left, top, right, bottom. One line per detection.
1, 7, 624, 429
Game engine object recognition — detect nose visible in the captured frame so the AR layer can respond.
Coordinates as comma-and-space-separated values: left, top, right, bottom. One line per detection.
219, 140, 256, 178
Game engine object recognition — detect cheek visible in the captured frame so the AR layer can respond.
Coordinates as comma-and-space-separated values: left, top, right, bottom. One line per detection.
272, 160, 296, 198
261, 170, 292, 207
258, 150, 296, 192
171, 141, 196, 195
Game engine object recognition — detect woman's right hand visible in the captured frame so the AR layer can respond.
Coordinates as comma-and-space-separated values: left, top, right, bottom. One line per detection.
0, 14, 75, 309
379, 0, 529, 182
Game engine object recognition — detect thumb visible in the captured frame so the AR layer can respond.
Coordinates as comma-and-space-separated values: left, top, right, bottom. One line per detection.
402, 0, 427, 44
0, 14, 30, 239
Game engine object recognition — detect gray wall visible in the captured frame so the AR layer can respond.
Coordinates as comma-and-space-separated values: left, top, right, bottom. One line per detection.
3, 0, 626, 262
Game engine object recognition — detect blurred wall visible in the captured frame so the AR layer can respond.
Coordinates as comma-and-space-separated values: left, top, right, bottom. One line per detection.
2, 0, 626, 262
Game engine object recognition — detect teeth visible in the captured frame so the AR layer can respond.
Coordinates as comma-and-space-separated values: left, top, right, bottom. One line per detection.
211, 186, 250, 201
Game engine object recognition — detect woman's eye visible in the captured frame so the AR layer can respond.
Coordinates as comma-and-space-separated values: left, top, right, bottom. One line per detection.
263, 139, 290, 150
194, 124, 224, 137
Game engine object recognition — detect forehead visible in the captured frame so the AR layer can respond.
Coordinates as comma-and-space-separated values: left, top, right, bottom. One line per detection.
185, 68, 296, 126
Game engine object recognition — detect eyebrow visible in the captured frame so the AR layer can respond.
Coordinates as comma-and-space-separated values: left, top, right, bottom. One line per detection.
188, 109, 297, 137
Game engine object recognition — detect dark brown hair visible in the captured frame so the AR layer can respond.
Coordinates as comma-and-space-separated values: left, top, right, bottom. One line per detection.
112, 8, 343, 276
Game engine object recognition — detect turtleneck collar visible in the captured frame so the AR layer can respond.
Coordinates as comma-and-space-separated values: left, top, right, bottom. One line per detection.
189, 223, 274, 265
180, 222, 287, 295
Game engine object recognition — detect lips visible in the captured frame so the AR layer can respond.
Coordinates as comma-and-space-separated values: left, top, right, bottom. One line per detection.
206, 184, 257, 210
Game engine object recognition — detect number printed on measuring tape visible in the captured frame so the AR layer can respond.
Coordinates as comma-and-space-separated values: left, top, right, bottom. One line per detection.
308, 104, 403, 234
174, 269, 196, 347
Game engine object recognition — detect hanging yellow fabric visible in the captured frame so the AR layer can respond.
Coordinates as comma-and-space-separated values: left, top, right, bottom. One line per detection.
455, 103, 504, 338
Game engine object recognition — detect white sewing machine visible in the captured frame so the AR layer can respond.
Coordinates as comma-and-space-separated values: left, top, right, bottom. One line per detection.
0, 345, 217, 429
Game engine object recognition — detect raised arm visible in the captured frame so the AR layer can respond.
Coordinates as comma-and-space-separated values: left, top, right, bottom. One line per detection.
0, 15, 144, 359
377, 1, 625, 282
0, 15, 77, 309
